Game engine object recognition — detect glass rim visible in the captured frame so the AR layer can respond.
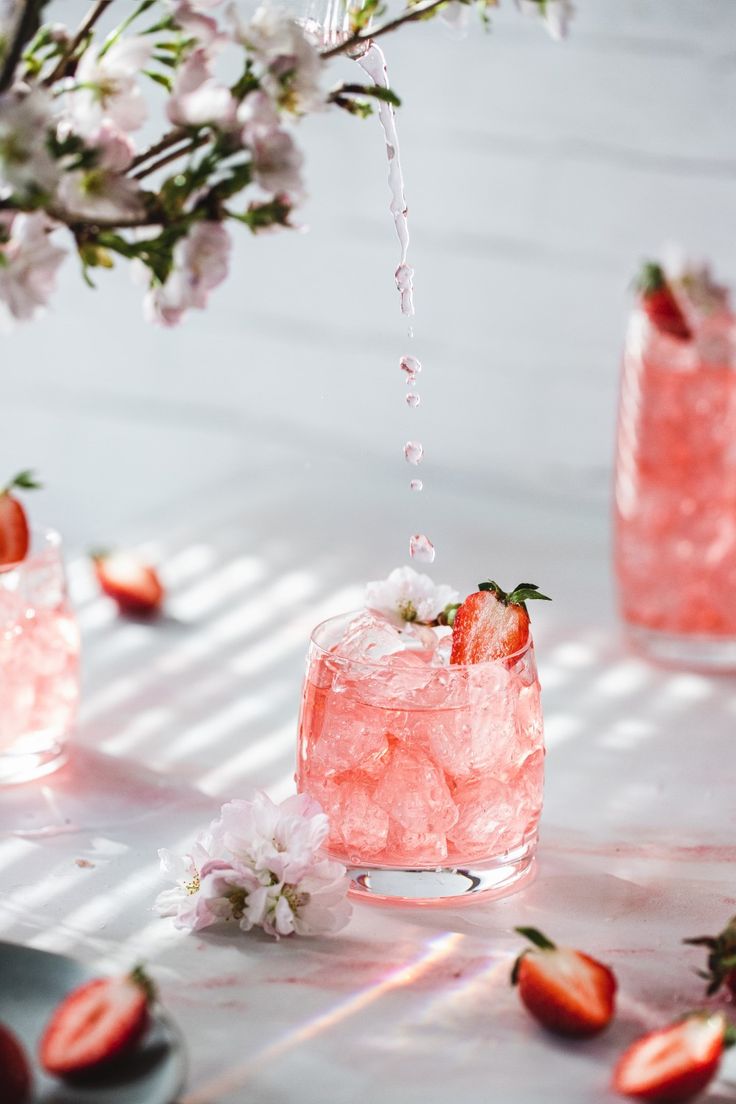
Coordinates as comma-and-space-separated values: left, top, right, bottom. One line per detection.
308, 608, 533, 672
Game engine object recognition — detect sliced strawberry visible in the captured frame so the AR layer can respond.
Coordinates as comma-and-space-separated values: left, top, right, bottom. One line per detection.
635, 261, 693, 341
684, 915, 736, 999
613, 1013, 733, 1103
450, 581, 550, 664
511, 926, 616, 1038
0, 1022, 31, 1104
92, 551, 164, 618
40, 966, 155, 1076
0, 470, 41, 568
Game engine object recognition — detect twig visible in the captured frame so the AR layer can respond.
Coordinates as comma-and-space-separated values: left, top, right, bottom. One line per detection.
0, 0, 47, 92
131, 135, 208, 180
130, 127, 189, 170
44, 0, 114, 84
320, 0, 449, 59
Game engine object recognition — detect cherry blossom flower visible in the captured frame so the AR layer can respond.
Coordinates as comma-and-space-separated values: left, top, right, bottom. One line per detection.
0, 87, 59, 200
69, 37, 152, 135
169, 0, 227, 47
155, 790, 352, 939
517, 0, 574, 41
57, 123, 144, 221
365, 566, 460, 625
232, 5, 324, 114
144, 220, 231, 326
0, 211, 66, 325
167, 47, 237, 129
154, 827, 234, 931
239, 91, 304, 198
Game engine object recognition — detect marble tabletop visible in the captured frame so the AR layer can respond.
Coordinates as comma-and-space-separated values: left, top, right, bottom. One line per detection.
3, 0, 736, 1100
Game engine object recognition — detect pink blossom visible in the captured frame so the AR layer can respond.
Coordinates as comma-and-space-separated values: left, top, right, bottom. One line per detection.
167, 47, 237, 128
70, 37, 152, 135
242, 859, 352, 938
239, 92, 304, 199
169, 0, 227, 47
144, 221, 230, 326
232, 5, 324, 114
215, 792, 330, 884
154, 827, 233, 931
0, 212, 66, 325
0, 87, 59, 199
57, 124, 144, 221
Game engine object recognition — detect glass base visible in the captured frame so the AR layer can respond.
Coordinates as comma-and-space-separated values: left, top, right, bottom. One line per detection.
0, 739, 68, 785
626, 623, 736, 673
345, 837, 537, 907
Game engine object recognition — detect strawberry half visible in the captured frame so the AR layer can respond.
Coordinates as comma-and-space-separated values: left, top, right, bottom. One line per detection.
450, 581, 550, 664
40, 966, 155, 1076
511, 926, 617, 1038
92, 551, 164, 618
0, 470, 41, 568
613, 1013, 734, 1103
635, 261, 693, 341
684, 915, 736, 999
0, 1022, 32, 1104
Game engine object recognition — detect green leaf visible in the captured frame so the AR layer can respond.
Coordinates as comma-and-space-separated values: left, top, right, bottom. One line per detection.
634, 261, 667, 295
3, 470, 42, 494
145, 68, 173, 90
515, 926, 557, 952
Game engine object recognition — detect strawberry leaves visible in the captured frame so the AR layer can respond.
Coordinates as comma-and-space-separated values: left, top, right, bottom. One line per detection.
478, 580, 552, 609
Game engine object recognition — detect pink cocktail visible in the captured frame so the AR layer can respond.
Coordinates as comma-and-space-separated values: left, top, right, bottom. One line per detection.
614, 297, 736, 669
0, 530, 80, 783
297, 610, 544, 904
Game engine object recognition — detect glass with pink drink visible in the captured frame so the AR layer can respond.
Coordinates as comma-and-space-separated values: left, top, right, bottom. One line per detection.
296, 573, 546, 904
0, 529, 80, 783
614, 260, 736, 669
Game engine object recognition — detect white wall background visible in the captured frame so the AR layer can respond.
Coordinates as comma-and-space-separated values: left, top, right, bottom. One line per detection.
3, 0, 736, 606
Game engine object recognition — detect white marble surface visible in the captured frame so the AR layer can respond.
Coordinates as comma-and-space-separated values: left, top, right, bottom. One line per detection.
3, 1, 736, 1101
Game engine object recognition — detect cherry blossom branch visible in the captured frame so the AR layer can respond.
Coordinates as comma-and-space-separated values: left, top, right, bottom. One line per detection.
320, 0, 451, 60
44, 0, 115, 84
129, 127, 190, 170
131, 135, 209, 181
0, 0, 48, 92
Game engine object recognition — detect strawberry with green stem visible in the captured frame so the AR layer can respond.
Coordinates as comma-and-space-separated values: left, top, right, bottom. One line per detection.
450, 580, 550, 664
511, 926, 617, 1038
0, 470, 41, 568
635, 261, 693, 341
684, 915, 736, 999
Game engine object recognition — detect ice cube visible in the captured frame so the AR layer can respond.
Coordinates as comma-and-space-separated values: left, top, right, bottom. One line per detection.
429, 663, 518, 781
308, 690, 390, 776
388, 824, 448, 864
446, 777, 522, 858
335, 611, 406, 664
372, 745, 458, 834
338, 783, 390, 859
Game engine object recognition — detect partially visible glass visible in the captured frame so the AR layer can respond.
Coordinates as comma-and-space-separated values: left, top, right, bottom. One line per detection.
296, 612, 544, 905
0, 529, 80, 783
614, 308, 736, 669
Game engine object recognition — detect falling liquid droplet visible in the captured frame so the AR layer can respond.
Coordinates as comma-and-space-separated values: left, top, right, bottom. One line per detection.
409, 533, 435, 563
400, 354, 421, 381
395, 263, 415, 316
406, 392, 421, 408
407, 325, 414, 340
403, 441, 423, 465
410, 479, 423, 492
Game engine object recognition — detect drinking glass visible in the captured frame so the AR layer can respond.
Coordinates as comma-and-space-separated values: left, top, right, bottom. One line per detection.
296, 612, 544, 904
614, 307, 736, 669
0, 529, 80, 783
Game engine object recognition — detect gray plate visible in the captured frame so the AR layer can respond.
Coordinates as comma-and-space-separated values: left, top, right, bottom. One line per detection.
0, 941, 187, 1103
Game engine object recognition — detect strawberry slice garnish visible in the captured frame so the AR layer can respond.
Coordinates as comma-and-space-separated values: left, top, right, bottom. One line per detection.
511, 926, 617, 1038
635, 261, 693, 341
613, 1012, 735, 1102
0, 1022, 31, 1104
39, 966, 155, 1076
450, 581, 550, 664
684, 915, 736, 999
0, 470, 41, 568
92, 550, 164, 618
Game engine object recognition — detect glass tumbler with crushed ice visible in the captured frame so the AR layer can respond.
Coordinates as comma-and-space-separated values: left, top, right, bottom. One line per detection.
0, 529, 80, 783
297, 607, 544, 904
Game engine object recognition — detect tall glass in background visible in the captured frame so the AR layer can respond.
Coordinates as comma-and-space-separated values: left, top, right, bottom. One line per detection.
614, 299, 736, 669
0, 530, 80, 783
